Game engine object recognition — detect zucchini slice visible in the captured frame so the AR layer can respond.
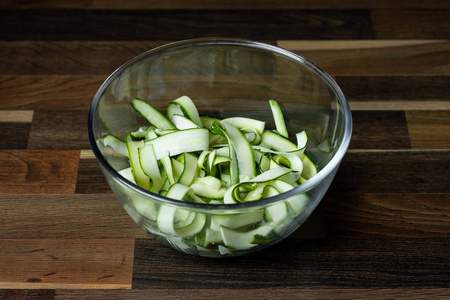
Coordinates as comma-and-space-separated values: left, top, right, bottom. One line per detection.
131, 98, 176, 130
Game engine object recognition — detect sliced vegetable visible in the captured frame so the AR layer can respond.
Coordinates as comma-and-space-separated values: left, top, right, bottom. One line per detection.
167, 95, 203, 128
125, 133, 150, 190
138, 143, 163, 193
145, 128, 209, 160
221, 121, 256, 180
102, 134, 128, 156
220, 224, 273, 250
269, 99, 288, 138
131, 98, 176, 130
103, 96, 321, 254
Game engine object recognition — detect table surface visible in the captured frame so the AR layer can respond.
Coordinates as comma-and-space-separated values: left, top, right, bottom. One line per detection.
1, 1, 449, 299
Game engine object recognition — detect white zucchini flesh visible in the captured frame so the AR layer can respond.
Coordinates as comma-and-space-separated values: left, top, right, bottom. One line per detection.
104, 97, 321, 254
167, 95, 203, 128
265, 202, 289, 223
174, 212, 206, 238
200, 116, 221, 131
171, 114, 200, 130
221, 117, 265, 135
269, 99, 289, 138
220, 224, 274, 250
102, 134, 128, 156
287, 193, 309, 214
177, 153, 198, 186
204, 228, 223, 246
145, 128, 209, 160
125, 134, 150, 190
118, 167, 135, 184
221, 121, 256, 179
210, 211, 264, 231
131, 126, 148, 139
131, 196, 157, 221
138, 143, 163, 193
223, 167, 297, 204
261, 131, 301, 155
157, 184, 206, 237
212, 123, 240, 186
131, 98, 176, 130
296, 130, 308, 150
301, 154, 318, 180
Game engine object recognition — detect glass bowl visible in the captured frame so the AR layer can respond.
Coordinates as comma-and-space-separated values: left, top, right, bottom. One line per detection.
88, 38, 352, 257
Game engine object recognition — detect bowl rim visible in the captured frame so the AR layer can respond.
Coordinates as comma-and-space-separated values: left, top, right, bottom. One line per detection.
88, 37, 352, 210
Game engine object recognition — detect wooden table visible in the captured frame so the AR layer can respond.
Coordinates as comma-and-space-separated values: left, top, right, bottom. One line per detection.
1, 1, 449, 299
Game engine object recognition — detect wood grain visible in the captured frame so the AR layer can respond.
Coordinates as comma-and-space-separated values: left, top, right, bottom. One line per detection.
133, 238, 450, 288
278, 40, 450, 75
50, 288, 450, 299
27, 110, 90, 150
0, 194, 147, 239
0, 289, 55, 300
406, 110, 450, 149
3, 0, 450, 10
0, 239, 134, 289
335, 75, 450, 101
0, 150, 79, 194
323, 193, 450, 238
0, 76, 103, 110
346, 100, 450, 111
75, 158, 112, 194
0, 110, 34, 122
5, 288, 449, 300
0, 9, 373, 41
0, 122, 31, 150
0, 42, 167, 75
349, 111, 411, 149
4, 41, 449, 77
372, 9, 450, 39
0, 1, 449, 297
329, 150, 450, 194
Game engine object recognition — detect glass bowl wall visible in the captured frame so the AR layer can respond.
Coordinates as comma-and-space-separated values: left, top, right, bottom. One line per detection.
88, 38, 352, 257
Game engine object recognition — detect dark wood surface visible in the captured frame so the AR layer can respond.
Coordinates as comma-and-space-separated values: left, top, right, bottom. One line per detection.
1, 1, 449, 299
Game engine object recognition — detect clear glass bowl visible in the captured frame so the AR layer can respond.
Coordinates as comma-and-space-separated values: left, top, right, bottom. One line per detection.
88, 38, 352, 257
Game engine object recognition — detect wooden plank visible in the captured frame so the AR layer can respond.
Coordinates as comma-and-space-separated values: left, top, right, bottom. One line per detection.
52, 288, 450, 299
0, 122, 31, 150
347, 101, 450, 111
0, 76, 102, 110
0, 239, 134, 289
3, 0, 450, 10
75, 158, 112, 194
372, 10, 450, 39
0, 42, 166, 75
79, 150, 95, 159
27, 110, 90, 150
0, 194, 148, 239
0, 110, 34, 122
132, 238, 450, 288
0, 150, 79, 194
349, 111, 411, 149
329, 150, 450, 194
1, 75, 449, 112
0, 290, 55, 300
335, 76, 450, 101
323, 193, 450, 238
0, 10, 373, 41
278, 40, 450, 75
406, 110, 450, 149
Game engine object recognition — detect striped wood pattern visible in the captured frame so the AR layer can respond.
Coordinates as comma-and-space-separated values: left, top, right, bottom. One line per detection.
0, 1, 449, 298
